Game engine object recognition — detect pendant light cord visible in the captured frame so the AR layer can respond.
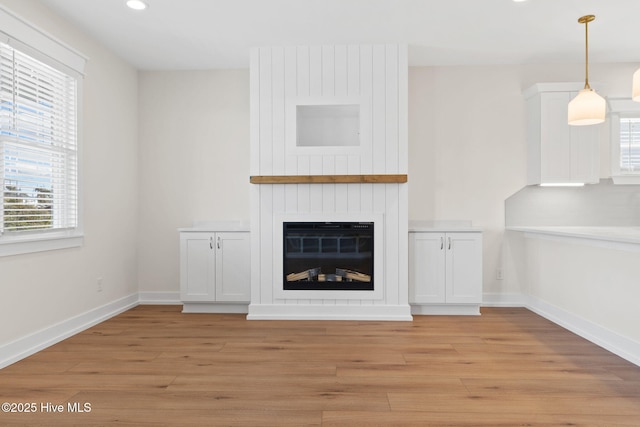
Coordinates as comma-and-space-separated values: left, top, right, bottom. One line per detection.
584, 18, 590, 90
578, 15, 596, 90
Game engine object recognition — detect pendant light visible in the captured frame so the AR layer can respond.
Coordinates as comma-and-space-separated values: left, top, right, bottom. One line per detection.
568, 15, 606, 126
126, 0, 148, 10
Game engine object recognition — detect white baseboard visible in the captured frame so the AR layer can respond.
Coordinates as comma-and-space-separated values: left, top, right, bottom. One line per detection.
482, 292, 527, 307
484, 292, 639, 367
247, 303, 413, 321
411, 304, 480, 316
0, 293, 138, 369
182, 302, 248, 313
138, 291, 181, 305
525, 295, 640, 367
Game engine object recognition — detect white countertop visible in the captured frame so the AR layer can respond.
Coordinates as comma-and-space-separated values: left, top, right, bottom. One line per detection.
178, 220, 250, 232
506, 226, 640, 245
409, 220, 482, 232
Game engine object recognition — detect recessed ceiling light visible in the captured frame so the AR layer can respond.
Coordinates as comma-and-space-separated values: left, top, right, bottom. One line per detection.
513, 0, 528, 2
126, 0, 148, 10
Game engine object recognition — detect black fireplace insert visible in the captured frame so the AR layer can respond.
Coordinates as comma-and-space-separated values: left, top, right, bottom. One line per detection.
283, 222, 374, 290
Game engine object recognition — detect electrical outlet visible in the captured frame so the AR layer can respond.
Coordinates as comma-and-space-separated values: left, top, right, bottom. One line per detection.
496, 269, 503, 280
97, 277, 103, 292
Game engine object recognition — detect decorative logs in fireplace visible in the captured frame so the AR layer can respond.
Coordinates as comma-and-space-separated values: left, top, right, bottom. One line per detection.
283, 222, 374, 291
286, 267, 371, 283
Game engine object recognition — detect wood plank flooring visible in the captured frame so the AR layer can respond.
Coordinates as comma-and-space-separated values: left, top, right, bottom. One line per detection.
1, 306, 639, 426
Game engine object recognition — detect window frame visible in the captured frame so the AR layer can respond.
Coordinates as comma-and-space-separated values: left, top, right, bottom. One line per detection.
0, 6, 86, 257
609, 99, 640, 185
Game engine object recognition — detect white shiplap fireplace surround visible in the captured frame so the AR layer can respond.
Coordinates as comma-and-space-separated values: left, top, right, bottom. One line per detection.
248, 44, 411, 320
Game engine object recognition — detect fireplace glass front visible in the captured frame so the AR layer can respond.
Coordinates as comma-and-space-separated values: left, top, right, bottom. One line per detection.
283, 222, 374, 290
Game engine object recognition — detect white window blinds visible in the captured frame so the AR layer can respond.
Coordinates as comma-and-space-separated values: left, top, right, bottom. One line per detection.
0, 41, 78, 233
619, 118, 640, 174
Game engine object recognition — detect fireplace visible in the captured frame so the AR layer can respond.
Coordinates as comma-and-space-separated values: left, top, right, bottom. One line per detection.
249, 44, 410, 320
283, 222, 374, 291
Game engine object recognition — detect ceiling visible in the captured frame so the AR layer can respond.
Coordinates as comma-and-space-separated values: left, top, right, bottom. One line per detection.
37, 0, 640, 70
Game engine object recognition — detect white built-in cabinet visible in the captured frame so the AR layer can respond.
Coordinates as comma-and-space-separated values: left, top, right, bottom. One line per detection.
409, 230, 482, 315
524, 83, 601, 185
179, 228, 250, 313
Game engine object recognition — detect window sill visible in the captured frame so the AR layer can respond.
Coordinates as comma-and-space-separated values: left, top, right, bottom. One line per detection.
0, 233, 84, 257
611, 175, 640, 185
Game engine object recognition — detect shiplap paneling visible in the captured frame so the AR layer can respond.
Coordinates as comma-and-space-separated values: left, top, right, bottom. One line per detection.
272, 47, 286, 176
249, 44, 409, 320
359, 45, 373, 175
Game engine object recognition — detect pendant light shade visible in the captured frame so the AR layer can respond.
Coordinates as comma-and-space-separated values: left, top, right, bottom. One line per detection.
126, 0, 148, 10
568, 15, 605, 126
568, 88, 606, 125
633, 68, 640, 102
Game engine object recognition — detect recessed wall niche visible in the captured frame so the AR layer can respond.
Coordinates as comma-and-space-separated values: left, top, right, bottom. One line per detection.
296, 104, 360, 147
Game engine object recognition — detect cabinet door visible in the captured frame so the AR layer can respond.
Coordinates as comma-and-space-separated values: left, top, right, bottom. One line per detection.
540, 92, 573, 183
215, 232, 251, 302
445, 232, 482, 304
530, 89, 600, 185
409, 233, 446, 303
570, 124, 599, 184
180, 233, 215, 301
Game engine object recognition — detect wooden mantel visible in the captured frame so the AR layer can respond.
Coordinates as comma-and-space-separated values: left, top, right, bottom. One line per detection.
249, 174, 408, 184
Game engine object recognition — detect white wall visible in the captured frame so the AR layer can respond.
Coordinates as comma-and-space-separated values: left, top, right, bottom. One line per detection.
506, 179, 640, 227
519, 235, 640, 365
0, 0, 138, 347
526, 238, 640, 339
138, 65, 526, 300
137, 70, 250, 294
409, 62, 640, 298
134, 62, 640, 302
408, 66, 528, 296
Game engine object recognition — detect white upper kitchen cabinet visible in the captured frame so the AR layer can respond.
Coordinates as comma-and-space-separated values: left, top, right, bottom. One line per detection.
524, 83, 601, 185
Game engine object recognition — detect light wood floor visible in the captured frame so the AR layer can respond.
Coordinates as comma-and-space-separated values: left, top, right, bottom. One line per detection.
1, 306, 639, 426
